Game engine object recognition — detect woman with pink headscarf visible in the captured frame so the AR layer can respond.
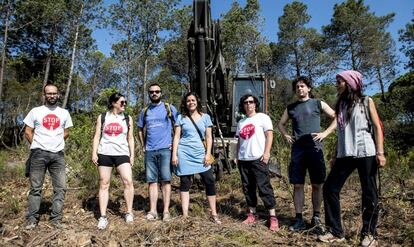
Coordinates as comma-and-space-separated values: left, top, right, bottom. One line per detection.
318, 70, 386, 247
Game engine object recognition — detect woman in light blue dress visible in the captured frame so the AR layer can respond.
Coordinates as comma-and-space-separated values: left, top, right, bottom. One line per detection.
172, 92, 220, 224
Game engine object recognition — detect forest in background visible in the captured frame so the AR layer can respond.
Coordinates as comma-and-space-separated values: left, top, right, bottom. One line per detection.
0, 0, 412, 151
0, 0, 413, 246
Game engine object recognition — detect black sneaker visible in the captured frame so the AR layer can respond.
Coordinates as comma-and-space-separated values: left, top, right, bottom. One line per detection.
289, 218, 306, 232
311, 216, 325, 234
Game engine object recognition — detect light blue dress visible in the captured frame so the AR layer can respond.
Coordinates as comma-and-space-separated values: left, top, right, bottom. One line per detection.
175, 113, 213, 176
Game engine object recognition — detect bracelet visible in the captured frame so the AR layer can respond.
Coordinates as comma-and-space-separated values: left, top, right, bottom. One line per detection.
376, 151, 384, 155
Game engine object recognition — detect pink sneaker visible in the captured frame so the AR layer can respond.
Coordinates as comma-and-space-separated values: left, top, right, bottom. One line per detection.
269, 216, 279, 231
242, 213, 257, 225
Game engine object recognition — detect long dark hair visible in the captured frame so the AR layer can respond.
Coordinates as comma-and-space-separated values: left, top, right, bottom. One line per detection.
238, 94, 260, 114
107, 92, 125, 110
180, 92, 202, 116
335, 83, 364, 122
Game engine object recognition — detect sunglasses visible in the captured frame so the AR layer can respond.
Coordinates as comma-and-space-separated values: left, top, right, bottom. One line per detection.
45, 93, 58, 96
243, 100, 255, 105
149, 90, 161, 94
120, 100, 127, 106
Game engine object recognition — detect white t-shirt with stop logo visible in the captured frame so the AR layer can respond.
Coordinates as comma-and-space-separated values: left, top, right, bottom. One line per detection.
236, 113, 273, 161
23, 105, 73, 153
98, 112, 130, 156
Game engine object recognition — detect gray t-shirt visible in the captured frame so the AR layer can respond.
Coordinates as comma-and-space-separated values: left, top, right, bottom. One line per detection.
336, 100, 376, 158
287, 98, 321, 140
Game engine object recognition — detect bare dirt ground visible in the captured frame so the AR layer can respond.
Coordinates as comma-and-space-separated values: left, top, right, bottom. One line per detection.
0, 166, 413, 247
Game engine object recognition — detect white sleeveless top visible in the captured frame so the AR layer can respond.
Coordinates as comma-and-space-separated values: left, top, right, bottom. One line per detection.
98, 112, 130, 156
336, 101, 376, 158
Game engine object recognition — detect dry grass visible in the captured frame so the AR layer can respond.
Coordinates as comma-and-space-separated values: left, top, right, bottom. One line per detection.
0, 161, 413, 246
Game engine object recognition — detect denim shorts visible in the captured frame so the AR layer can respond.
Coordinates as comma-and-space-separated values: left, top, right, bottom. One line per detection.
144, 148, 172, 183
289, 136, 326, 184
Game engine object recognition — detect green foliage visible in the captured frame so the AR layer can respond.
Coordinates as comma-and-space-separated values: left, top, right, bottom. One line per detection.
1, 188, 21, 216
381, 149, 414, 198
375, 72, 414, 152
399, 10, 414, 70
158, 5, 192, 83
64, 112, 97, 191
221, 0, 263, 72
323, 0, 395, 73
277, 1, 333, 81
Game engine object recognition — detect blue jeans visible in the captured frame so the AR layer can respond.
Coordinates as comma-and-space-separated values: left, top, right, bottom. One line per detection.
26, 149, 67, 222
144, 148, 172, 183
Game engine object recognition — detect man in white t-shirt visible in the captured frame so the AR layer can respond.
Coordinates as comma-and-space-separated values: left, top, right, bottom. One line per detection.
23, 84, 73, 230
236, 94, 279, 232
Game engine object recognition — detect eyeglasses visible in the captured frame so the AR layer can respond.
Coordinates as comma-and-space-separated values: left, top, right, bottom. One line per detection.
45, 93, 58, 96
149, 90, 161, 95
120, 100, 127, 106
243, 100, 255, 105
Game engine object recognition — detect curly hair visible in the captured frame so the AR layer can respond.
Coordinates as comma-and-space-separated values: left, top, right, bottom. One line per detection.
180, 92, 203, 116
292, 76, 313, 98
238, 94, 260, 115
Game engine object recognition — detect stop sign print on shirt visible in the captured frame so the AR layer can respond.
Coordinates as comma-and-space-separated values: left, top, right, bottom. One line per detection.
104, 123, 123, 137
239, 123, 255, 139
43, 114, 61, 130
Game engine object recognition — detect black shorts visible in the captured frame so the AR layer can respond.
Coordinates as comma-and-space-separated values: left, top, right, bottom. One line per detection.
98, 154, 130, 167
289, 135, 326, 184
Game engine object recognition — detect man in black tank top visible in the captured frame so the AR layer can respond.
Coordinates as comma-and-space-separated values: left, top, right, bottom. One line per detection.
278, 76, 336, 233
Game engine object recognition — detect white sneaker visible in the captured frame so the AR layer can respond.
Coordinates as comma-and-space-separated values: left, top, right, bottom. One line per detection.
361, 235, 378, 247
318, 232, 345, 243
125, 213, 134, 223
97, 216, 108, 230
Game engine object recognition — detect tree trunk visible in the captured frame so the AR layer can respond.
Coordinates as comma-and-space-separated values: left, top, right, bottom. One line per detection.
376, 67, 386, 103
0, 2, 10, 105
63, 2, 84, 109
294, 48, 300, 77
75, 71, 79, 113
254, 45, 259, 74
142, 58, 148, 105
0, 3, 10, 127
126, 16, 132, 102
126, 38, 131, 102
42, 26, 57, 103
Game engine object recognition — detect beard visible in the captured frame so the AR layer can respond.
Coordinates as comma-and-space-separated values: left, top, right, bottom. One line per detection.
150, 97, 161, 104
46, 98, 58, 106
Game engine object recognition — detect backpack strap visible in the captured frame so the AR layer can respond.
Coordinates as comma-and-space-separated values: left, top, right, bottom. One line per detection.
164, 102, 175, 130
362, 96, 377, 137
100, 112, 106, 140
124, 113, 130, 136
143, 106, 149, 127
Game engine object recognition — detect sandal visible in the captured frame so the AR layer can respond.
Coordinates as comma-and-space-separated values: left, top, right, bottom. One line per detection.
145, 212, 158, 221
210, 214, 222, 225
163, 212, 171, 222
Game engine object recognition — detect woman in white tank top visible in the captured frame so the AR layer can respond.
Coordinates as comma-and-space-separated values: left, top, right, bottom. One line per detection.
91, 92, 135, 230
318, 70, 386, 246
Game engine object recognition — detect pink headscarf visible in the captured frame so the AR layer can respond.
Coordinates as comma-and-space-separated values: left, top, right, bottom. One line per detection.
336, 70, 363, 129
336, 70, 363, 91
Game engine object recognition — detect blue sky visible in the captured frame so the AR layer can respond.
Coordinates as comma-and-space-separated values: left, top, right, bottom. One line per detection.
93, 0, 413, 77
